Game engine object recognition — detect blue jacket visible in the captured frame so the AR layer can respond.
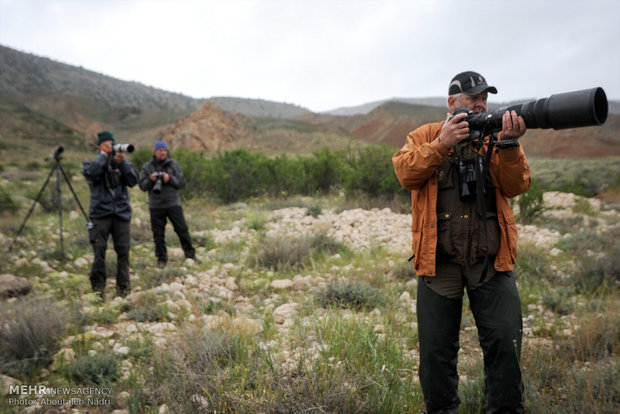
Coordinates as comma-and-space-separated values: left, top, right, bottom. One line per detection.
82, 152, 138, 221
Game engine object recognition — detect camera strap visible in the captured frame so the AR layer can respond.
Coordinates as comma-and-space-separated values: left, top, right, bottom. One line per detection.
464, 132, 496, 283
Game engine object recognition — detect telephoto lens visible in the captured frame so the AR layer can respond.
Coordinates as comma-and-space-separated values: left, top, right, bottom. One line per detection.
113, 143, 135, 153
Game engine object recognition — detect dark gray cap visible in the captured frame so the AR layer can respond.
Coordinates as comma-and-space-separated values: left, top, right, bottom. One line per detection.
448, 71, 498, 96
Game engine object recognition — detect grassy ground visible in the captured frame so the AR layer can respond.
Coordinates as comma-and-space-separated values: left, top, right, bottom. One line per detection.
0, 159, 618, 413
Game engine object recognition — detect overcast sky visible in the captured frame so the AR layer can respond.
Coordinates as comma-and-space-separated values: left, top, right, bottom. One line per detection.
1, 0, 618, 112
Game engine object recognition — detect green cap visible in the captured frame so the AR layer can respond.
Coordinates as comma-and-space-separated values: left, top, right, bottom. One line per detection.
97, 131, 115, 145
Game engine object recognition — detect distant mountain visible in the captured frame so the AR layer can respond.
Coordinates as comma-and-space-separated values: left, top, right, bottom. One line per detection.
208, 97, 311, 119
0, 44, 203, 137
324, 97, 447, 116
304, 99, 620, 158
1, 44, 618, 160
325, 96, 620, 116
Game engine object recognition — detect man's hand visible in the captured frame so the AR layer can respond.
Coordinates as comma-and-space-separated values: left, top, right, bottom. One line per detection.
150, 172, 169, 183
501, 110, 526, 139
438, 112, 470, 148
115, 152, 125, 163
100, 140, 113, 155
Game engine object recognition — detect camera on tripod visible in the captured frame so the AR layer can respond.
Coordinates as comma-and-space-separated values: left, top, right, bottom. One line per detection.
53, 146, 64, 160
152, 172, 164, 194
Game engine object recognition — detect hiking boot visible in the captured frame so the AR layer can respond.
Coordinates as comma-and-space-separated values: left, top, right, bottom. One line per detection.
157, 260, 167, 268
117, 288, 130, 298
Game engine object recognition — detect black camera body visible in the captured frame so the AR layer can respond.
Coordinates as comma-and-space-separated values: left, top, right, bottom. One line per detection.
152, 171, 164, 194
450, 87, 608, 201
453, 87, 607, 136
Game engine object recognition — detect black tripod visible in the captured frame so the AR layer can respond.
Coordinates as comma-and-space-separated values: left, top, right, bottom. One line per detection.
8, 146, 89, 259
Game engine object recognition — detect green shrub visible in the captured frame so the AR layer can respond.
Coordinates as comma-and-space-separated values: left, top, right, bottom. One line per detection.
517, 179, 545, 224
173, 147, 211, 200
129, 147, 153, 171
315, 280, 386, 311
300, 147, 343, 194
554, 178, 599, 197
342, 144, 406, 199
0, 184, 19, 213
0, 298, 69, 377
254, 236, 313, 271
305, 203, 322, 217
203, 149, 269, 203
392, 261, 416, 280
68, 351, 119, 385
263, 152, 307, 197
141, 325, 246, 412
127, 292, 169, 322
310, 233, 346, 256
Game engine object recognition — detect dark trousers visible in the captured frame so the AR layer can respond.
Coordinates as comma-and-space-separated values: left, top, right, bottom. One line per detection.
417, 272, 524, 413
150, 205, 195, 262
88, 216, 131, 293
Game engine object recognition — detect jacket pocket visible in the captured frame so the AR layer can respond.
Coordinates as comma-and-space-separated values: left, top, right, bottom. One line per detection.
436, 211, 456, 259
473, 211, 500, 259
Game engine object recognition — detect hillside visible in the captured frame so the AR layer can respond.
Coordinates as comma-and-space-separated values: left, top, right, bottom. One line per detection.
0, 45, 202, 137
208, 97, 311, 119
146, 102, 356, 155
1, 44, 618, 160
304, 100, 620, 157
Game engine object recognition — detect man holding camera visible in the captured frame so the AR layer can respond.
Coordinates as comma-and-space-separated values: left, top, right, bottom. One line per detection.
139, 140, 198, 267
392, 71, 530, 413
82, 131, 139, 299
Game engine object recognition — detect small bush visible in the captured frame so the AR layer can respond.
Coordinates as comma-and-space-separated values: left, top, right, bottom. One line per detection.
342, 144, 407, 199
315, 280, 386, 310
245, 210, 269, 231
561, 302, 618, 361
0, 185, 19, 213
0, 298, 69, 377
141, 325, 244, 412
68, 351, 119, 385
310, 233, 346, 256
392, 262, 416, 280
140, 267, 184, 290
127, 292, 169, 322
305, 203, 322, 218
254, 236, 313, 271
517, 179, 545, 224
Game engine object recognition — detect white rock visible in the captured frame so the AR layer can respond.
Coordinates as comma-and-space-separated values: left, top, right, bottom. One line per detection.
271, 279, 293, 290
273, 302, 300, 324
225, 277, 239, 291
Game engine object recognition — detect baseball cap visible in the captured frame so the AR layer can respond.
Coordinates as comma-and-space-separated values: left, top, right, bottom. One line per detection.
448, 71, 498, 96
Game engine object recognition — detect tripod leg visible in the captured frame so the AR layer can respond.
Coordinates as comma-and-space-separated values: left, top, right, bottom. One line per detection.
56, 163, 64, 259
58, 162, 89, 222
7, 165, 56, 252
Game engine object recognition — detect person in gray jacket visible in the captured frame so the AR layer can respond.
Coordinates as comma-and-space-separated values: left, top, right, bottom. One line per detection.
139, 140, 198, 267
82, 131, 138, 298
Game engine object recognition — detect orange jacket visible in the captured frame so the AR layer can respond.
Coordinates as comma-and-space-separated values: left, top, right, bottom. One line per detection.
392, 121, 531, 276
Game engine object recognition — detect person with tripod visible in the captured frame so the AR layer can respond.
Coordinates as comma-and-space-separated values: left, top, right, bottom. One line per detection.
138, 140, 198, 267
82, 131, 138, 299
392, 71, 530, 413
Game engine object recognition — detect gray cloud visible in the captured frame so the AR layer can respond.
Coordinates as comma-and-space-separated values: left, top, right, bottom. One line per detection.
1, 0, 618, 112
